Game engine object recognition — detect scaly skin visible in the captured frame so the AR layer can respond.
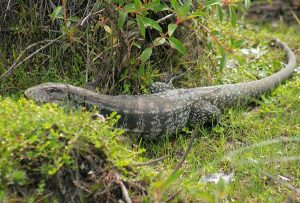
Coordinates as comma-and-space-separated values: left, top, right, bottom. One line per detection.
25, 39, 297, 138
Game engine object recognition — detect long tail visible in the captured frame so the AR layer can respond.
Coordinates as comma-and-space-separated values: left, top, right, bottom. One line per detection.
192, 38, 297, 107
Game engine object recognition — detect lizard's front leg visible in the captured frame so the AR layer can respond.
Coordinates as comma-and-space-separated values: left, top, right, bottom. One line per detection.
189, 100, 221, 126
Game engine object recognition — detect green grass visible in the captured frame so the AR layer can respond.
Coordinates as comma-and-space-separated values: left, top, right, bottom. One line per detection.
148, 75, 300, 202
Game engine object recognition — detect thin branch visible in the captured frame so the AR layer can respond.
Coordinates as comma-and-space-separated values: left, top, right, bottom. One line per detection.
81, 9, 105, 26
166, 189, 182, 203
237, 156, 300, 165
0, 36, 61, 81
156, 13, 175, 23
48, 0, 56, 9
258, 168, 300, 194
197, 22, 234, 52
225, 136, 300, 160
4, 0, 12, 20
86, 25, 91, 83
81, 12, 92, 26
172, 125, 199, 174
35, 192, 54, 203
115, 173, 132, 203
133, 155, 168, 167
168, 65, 193, 85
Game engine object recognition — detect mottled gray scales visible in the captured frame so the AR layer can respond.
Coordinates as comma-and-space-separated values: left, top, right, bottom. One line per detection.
189, 101, 221, 125
24, 39, 297, 138
151, 82, 175, 93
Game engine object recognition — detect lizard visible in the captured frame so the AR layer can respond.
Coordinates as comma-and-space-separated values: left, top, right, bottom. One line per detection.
24, 39, 297, 138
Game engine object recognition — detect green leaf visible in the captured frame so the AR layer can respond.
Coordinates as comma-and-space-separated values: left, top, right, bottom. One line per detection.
219, 53, 227, 70
134, 0, 142, 9
168, 37, 187, 55
229, 6, 237, 27
217, 5, 223, 22
211, 30, 220, 35
138, 64, 145, 76
168, 23, 177, 37
140, 47, 152, 63
178, 0, 191, 17
143, 17, 162, 32
186, 11, 205, 19
234, 39, 245, 48
144, 0, 160, 10
94, 1, 103, 9
170, 0, 179, 13
196, 192, 214, 202
118, 11, 127, 28
124, 3, 136, 12
136, 15, 145, 38
207, 36, 213, 50
104, 25, 112, 34
112, 0, 125, 6
230, 37, 235, 46
159, 170, 182, 192
50, 6, 63, 22
68, 16, 80, 23
153, 37, 166, 46
205, 0, 220, 7
153, 4, 169, 12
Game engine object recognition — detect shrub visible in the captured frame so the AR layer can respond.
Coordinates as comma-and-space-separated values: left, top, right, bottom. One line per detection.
0, 97, 148, 202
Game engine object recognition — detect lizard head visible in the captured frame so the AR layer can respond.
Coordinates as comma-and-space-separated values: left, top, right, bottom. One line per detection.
25, 83, 69, 103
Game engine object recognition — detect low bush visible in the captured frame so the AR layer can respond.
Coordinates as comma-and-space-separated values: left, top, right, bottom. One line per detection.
0, 97, 151, 202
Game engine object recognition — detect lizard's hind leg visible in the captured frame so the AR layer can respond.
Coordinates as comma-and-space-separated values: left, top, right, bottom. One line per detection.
189, 100, 221, 126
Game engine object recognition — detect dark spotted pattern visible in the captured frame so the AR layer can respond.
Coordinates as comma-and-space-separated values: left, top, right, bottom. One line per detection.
24, 39, 296, 138
151, 82, 175, 93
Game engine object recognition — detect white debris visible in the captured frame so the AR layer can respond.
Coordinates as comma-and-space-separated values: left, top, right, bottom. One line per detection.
240, 47, 268, 58
240, 49, 250, 55
278, 175, 290, 182
226, 59, 238, 70
199, 172, 234, 184
295, 67, 300, 74
248, 158, 258, 163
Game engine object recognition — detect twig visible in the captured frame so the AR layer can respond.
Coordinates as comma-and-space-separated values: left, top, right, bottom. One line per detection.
73, 149, 83, 201
168, 65, 193, 86
133, 155, 168, 167
166, 189, 182, 203
258, 168, 300, 194
86, 25, 91, 83
81, 9, 105, 26
35, 192, 54, 203
48, 0, 55, 9
225, 136, 300, 160
115, 173, 132, 203
3, 0, 12, 20
237, 156, 300, 165
73, 180, 93, 194
198, 22, 234, 52
81, 12, 92, 26
172, 125, 199, 174
0, 36, 61, 81
156, 13, 175, 23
